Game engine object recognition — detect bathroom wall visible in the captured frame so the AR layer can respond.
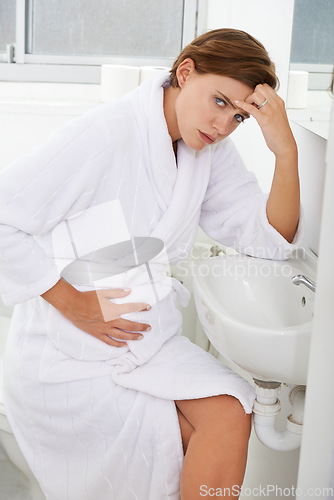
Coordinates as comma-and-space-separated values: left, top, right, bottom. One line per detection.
0, 82, 100, 170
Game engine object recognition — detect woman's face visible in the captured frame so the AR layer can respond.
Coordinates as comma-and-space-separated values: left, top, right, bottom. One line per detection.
174, 60, 253, 150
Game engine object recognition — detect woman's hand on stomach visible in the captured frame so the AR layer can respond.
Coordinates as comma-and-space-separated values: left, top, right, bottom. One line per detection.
41, 279, 151, 347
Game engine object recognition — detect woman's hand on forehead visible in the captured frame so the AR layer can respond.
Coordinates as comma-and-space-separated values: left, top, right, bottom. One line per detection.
233, 84, 296, 157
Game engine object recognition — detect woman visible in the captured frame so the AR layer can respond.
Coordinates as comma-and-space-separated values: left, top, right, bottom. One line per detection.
0, 29, 303, 499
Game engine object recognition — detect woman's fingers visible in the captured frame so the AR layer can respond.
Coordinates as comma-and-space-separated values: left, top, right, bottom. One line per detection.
103, 335, 128, 348
99, 287, 151, 311
100, 288, 132, 299
67, 288, 152, 346
107, 327, 144, 341
237, 85, 275, 119
236, 84, 296, 156
112, 318, 151, 332
96, 320, 150, 347
245, 83, 273, 107
96, 288, 151, 322
98, 298, 151, 322
79, 317, 150, 346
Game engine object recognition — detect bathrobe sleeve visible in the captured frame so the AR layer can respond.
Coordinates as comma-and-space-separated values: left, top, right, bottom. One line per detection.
199, 138, 304, 260
0, 110, 121, 306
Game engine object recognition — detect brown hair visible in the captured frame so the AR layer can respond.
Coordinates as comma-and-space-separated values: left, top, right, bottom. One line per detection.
170, 28, 279, 90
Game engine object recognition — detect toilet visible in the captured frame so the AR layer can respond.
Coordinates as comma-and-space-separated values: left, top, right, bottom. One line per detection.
0, 313, 45, 500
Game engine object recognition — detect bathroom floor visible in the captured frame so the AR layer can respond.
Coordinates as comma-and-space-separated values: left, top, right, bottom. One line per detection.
0, 454, 31, 500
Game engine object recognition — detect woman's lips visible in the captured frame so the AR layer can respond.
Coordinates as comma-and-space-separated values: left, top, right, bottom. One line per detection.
199, 130, 215, 144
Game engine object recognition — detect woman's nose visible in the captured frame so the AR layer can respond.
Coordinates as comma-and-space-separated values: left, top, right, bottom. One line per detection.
212, 115, 231, 135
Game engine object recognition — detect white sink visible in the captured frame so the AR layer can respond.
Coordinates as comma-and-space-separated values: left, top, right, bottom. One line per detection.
192, 248, 317, 385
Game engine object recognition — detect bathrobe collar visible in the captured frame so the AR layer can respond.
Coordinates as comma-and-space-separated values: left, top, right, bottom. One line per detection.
124, 71, 212, 259
122, 72, 211, 258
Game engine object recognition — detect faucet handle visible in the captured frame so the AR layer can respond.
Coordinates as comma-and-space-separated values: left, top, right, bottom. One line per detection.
292, 274, 316, 293
210, 245, 224, 257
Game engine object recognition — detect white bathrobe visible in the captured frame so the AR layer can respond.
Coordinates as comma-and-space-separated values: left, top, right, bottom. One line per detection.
0, 72, 303, 500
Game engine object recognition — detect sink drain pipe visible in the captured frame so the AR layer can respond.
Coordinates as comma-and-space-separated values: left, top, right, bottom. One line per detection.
252, 379, 305, 451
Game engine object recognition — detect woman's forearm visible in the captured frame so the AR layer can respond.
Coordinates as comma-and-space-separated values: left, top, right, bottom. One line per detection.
266, 146, 300, 243
236, 84, 301, 244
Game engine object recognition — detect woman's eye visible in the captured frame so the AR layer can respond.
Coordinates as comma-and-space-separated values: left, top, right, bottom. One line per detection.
234, 113, 245, 124
215, 97, 226, 107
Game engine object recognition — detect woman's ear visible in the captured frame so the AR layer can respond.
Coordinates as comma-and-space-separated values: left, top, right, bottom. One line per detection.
176, 58, 196, 88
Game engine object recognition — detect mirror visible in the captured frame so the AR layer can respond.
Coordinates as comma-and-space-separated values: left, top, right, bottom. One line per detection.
287, 0, 334, 140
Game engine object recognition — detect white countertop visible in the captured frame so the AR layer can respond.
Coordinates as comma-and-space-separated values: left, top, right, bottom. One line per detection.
287, 91, 332, 139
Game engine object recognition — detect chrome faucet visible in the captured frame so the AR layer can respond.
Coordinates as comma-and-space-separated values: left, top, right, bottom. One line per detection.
292, 274, 316, 293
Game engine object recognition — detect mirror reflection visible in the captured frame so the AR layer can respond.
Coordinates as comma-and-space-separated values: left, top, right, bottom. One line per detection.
287, 0, 334, 139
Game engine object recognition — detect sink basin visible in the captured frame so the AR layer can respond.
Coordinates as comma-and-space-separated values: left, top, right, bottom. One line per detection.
192, 248, 317, 385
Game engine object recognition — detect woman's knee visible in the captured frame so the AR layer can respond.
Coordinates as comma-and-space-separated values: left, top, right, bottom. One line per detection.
176, 395, 251, 440
208, 395, 251, 439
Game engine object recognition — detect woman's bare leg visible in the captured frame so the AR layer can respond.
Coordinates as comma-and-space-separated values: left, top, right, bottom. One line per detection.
177, 407, 194, 454
176, 395, 251, 499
